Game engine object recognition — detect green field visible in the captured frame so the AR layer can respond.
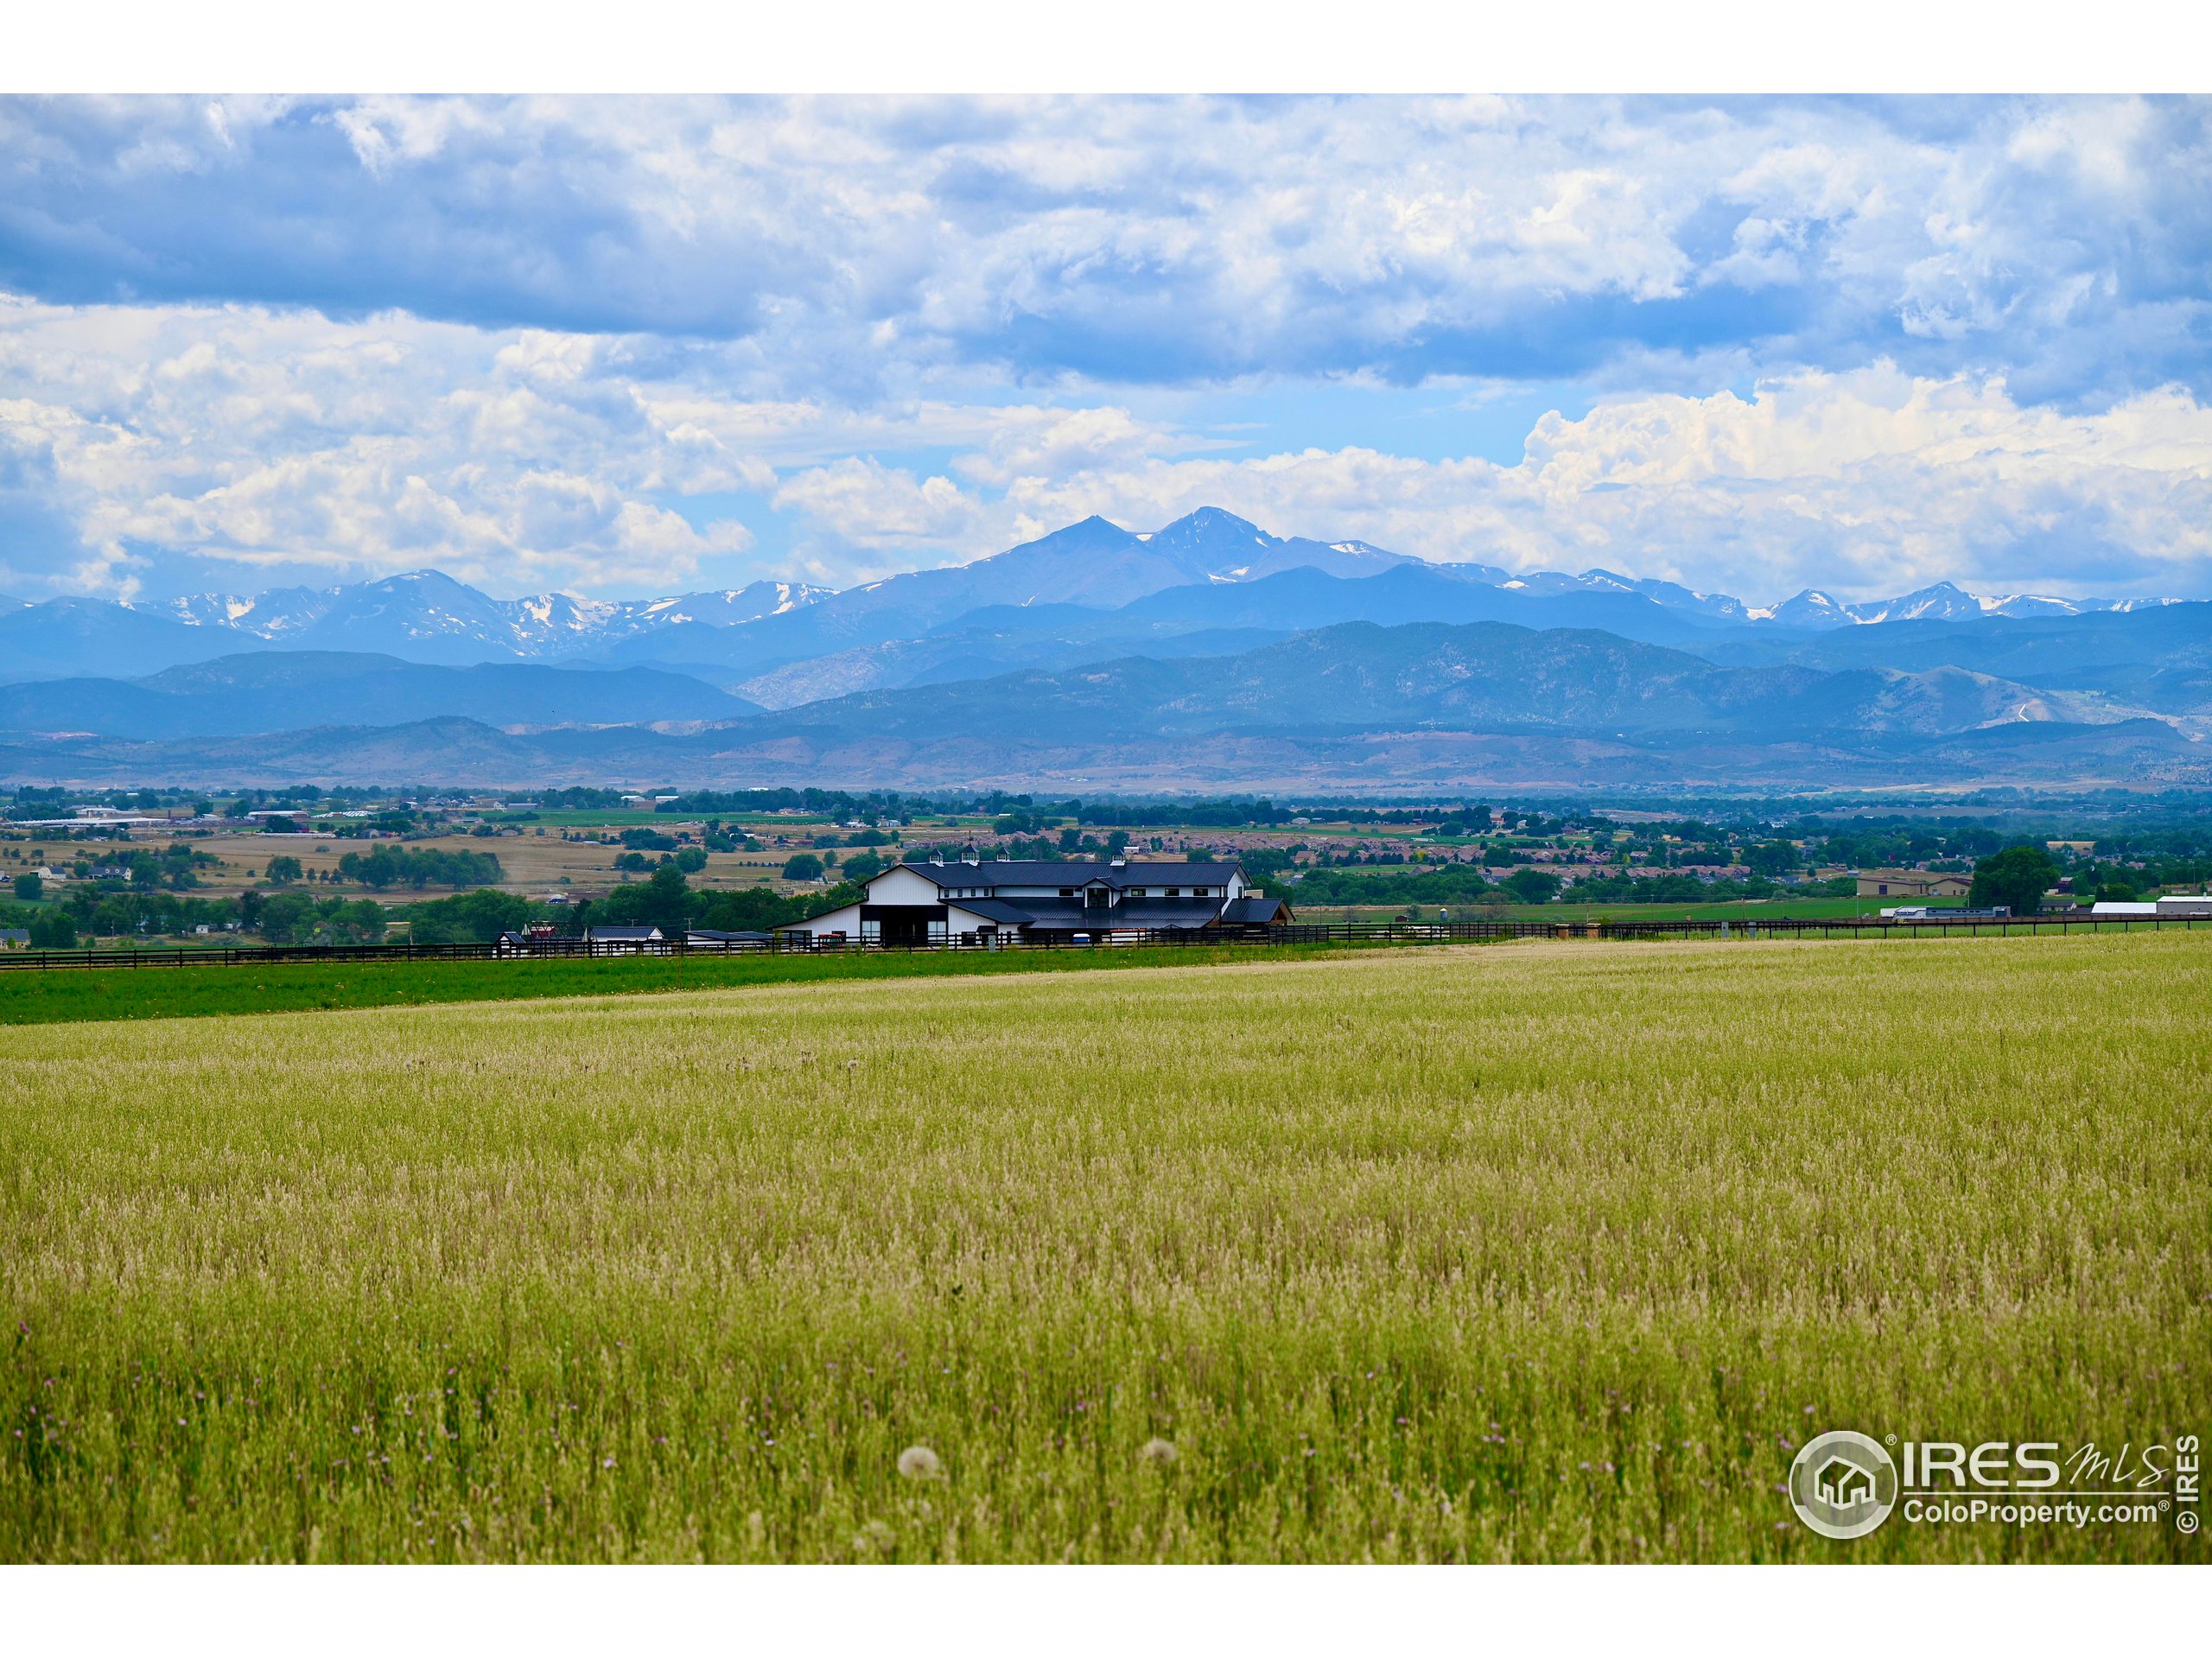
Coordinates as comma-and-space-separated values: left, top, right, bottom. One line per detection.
0, 943, 1364, 1027
1320, 896, 1934, 923
3, 935, 2206, 1562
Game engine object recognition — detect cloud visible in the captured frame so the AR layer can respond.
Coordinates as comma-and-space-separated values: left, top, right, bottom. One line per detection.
1, 95, 2205, 405
771, 457, 987, 553
0, 291, 1203, 596
760, 365, 2212, 603
0, 295, 772, 596
3, 300, 2209, 606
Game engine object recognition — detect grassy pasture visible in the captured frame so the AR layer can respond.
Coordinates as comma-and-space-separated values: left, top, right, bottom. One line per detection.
0, 943, 1353, 1027
3, 935, 2206, 1562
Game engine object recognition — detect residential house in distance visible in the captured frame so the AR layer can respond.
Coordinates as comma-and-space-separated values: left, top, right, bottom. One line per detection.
1855, 868, 1972, 899
779, 852, 1292, 946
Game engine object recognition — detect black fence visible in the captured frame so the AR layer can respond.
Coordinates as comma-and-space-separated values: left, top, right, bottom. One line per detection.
0, 910, 2205, 975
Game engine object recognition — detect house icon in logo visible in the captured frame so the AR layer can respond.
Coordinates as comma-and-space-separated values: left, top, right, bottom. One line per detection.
1789, 1430, 1899, 1540
1816, 1456, 1876, 1510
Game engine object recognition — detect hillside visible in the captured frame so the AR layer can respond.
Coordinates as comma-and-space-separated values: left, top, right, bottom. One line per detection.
0, 652, 759, 739
6, 618, 2196, 791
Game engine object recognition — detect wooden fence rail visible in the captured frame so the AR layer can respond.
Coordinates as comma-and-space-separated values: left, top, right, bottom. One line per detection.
0, 911, 2202, 973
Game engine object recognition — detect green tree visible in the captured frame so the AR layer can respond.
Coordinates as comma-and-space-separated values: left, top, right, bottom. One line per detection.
637, 863, 692, 927
264, 855, 304, 887
782, 853, 825, 882
1968, 846, 2061, 916
11, 871, 40, 902
27, 908, 75, 949
406, 888, 531, 944
804, 880, 866, 918
336, 846, 503, 891
694, 887, 805, 932
673, 848, 709, 873
257, 892, 320, 943
1745, 841, 1802, 878
592, 863, 692, 930
1501, 867, 1563, 905
340, 899, 388, 943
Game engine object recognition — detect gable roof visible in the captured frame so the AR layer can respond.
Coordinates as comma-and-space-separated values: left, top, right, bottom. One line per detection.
1220, 894, 1292, 925
899, 857, 1243, 893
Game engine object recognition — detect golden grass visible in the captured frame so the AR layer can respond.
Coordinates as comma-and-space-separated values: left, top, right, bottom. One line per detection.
3, 935, 2206, 1561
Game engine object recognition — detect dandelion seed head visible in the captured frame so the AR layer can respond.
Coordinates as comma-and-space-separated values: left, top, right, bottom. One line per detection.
897, 1444, 943, 1480
1139, 1437, 1179, 1468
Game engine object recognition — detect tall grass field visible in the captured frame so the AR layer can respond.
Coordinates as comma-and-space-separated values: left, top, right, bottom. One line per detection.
3, 936, 2205, 1561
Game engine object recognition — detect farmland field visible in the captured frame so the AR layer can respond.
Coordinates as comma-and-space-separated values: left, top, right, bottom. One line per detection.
0, 942, 1357, 1027
3, 935, 2206, 1562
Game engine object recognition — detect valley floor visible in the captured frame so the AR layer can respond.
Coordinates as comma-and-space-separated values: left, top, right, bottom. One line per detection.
3, 937, 2206, 1561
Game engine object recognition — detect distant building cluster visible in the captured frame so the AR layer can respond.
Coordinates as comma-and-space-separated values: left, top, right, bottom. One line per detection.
780, 854, 1289, 946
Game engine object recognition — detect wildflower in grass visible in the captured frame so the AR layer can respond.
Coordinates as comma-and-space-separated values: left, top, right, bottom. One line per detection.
897, 1445, 943, 1480
1139, 1437, 1179, 1469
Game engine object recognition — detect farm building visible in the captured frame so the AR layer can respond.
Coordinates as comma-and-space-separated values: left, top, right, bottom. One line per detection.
2089, 897, 2212, 918
779, 853, 1291, 946
1855, 869, 1973, 899
583, 925, 668, 954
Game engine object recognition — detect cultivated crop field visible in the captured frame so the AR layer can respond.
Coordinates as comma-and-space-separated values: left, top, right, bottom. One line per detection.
3, 935, 2206, 1562
0, 942, 1349, 1027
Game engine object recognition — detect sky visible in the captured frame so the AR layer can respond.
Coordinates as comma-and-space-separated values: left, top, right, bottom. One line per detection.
1, 93, 2209, 606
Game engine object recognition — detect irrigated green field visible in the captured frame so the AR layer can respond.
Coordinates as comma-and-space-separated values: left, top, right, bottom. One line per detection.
0, 942, 1357, 1027
3, 936, 2206, 1562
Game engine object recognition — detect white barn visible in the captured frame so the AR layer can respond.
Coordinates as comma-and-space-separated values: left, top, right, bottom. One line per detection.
779, 852, 1290, 946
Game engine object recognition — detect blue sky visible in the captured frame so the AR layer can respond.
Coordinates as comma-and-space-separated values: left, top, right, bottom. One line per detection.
0, 94, 2207, 604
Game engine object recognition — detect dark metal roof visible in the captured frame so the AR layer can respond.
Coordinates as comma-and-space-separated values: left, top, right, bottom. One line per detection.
943, 897, 1038, 926
586, 925, 664, 940
1009, 899, 1230, 931
1220, 895, 1292, 925
902, 858, 1243, 893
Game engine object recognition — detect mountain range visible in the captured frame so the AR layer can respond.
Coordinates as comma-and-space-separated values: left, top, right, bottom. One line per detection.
0, 653, 761, 741
1, 506, 2172, 684
2, 507, 2206, 791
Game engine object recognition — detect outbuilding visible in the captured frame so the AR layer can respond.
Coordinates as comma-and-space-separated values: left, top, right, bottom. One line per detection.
778, 853, 1284, 946
583, 925, 668, 954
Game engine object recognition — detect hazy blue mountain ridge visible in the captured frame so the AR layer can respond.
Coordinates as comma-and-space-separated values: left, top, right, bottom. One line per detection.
0, 652, 760, 740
